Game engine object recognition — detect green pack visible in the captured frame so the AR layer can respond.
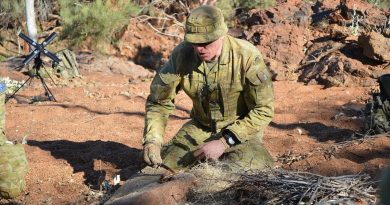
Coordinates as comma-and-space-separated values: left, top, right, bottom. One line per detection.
0, 82, 28, 199
0, 81, 6, 145
364, 74, 390, 135
54, 49, 81, 79
0, 143, 28, 199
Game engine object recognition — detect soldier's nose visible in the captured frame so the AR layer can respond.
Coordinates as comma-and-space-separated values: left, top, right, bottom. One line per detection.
194, 45, 206, 53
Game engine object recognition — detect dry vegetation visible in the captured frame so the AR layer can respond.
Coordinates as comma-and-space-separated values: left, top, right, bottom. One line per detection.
188, 163, 378, 205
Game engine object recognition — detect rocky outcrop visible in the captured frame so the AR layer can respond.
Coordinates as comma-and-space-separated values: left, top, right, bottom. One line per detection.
358, 32, 390, 62
118, 18, 182, 70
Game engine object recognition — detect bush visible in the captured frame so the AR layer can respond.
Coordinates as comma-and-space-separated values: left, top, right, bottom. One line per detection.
0, 0, 25, 28
216, 0, 275, 21
59, 0, 140, 49
216, 0, 235, 20
236, 0, 275, 9
216, 0, 275, 28
367, 0, 390, 8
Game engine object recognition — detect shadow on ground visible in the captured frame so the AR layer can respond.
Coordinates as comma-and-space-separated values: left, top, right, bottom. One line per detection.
336, 145, 390, 164
28, 140, 143, 189
33, 103, 190, 120
270, 121, 355, 142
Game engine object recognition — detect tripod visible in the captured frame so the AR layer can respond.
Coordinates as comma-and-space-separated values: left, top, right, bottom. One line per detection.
5, 32, 61, 103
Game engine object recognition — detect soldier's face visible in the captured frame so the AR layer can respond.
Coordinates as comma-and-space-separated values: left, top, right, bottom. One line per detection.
192, 37, 224, 62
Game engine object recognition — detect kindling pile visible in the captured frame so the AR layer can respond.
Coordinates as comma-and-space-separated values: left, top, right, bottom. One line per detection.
189, 167, 377, 205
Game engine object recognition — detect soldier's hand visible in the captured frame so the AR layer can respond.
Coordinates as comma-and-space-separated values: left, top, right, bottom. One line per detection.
143, 143, 162, 168
193, 138, 229, 160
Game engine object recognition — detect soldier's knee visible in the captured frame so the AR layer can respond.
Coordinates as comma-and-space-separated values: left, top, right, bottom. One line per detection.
223, 141, 274, 171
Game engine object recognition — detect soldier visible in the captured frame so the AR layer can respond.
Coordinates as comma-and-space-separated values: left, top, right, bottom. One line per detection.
380, 166, 390, 205
0, 80, 28, 199
143, 5, 274, 171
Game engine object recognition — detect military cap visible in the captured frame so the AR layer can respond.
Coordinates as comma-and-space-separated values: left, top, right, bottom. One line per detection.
184, 5, 228, 44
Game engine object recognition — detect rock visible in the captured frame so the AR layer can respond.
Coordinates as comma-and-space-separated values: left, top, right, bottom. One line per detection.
228, 28, 246, 39
104, 173, 196, 205
292, 4, 312, 27
328, 24, 350, 40
76, 52, 94, 64
358, 32, 390, 62
78, 54, 154, 80
328, 11, 345, 24
117, 18, 181, 70
340, 0, 387, 25
248, 24, 311, 70
298, 52, 374, 87
244, 9, 273, 27
264, 59, 280, 80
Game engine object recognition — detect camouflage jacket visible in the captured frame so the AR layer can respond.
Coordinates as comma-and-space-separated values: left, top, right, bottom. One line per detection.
144, 35, 274, 146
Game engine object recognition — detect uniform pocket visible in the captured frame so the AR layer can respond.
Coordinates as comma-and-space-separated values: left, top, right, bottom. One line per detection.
181, 75, 201, 99
220, 82, 243, 117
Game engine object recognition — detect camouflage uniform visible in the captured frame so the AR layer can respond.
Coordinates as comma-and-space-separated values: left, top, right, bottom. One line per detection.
143, 6, 274, 171
0, 82, 6, 145
380, 166, 390, 205
0, 81, 28, 199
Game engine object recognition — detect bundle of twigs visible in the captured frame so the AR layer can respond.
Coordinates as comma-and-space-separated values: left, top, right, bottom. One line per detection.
189, 168, 378, 205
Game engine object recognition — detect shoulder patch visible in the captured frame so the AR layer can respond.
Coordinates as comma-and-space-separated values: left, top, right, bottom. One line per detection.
247, 68, 271, 86
254, 56, 262, 65
257, 69, 271, 82
246, 55, 270, 86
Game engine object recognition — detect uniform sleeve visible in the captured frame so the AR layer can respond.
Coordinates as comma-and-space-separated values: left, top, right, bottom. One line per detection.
143, 57, 181, 146
224, 54, 274, 143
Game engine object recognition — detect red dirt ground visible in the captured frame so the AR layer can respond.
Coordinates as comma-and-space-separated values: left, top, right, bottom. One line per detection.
0, 64, 389, 204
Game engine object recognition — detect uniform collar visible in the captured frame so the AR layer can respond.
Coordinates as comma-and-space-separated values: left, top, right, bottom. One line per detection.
218, 35, 231, 65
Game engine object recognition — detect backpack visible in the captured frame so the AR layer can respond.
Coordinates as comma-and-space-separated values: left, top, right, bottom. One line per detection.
0, 84, 28, 199
0, 142, 28, 199
364, 74, 390, 135
53, 49, 81, 79
26, 49, 81, 79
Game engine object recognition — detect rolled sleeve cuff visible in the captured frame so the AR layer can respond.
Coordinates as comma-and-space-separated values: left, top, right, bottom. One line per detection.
143, 134, 163, 147
224, 120, 266, 143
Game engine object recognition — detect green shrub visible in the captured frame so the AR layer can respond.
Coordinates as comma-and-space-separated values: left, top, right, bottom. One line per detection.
0, 0, 25, 28
236, 0, 275, 9
59, 0, 140, 49
216, 0, 275, 28
217, 0, 275, 20
367, 0, 390, 8
216, 0, 235, 20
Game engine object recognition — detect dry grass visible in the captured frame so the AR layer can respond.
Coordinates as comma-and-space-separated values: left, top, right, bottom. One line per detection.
187, 164, 378, 205
190, 162, 239, 194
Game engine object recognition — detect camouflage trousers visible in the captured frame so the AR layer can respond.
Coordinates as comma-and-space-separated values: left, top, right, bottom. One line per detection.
161, 120, 274, 171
